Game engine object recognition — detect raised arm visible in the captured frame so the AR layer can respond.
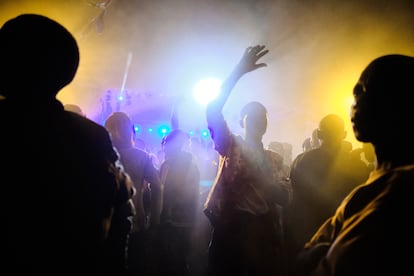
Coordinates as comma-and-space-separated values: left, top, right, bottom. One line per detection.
206, 45, 269, 117
206, 45, 269, 151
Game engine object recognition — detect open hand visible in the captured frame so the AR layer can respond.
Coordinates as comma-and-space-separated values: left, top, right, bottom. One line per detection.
236, 45, 269, 74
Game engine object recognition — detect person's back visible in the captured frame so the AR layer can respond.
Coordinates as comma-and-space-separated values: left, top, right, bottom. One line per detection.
291, 114, 369, 214
297, 54, 414, 276
285, 114, 370, 275
203, 45, 290, 276
0, 14, 130, 275
160, 130, 200, 227
104, 111, 163, 275
157, 129, 200, 276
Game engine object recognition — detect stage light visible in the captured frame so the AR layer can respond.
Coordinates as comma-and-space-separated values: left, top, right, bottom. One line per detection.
193, 77, 222, 106
157, 125, 171, 137
133, 124, 140, 133
201, 129, 210, 138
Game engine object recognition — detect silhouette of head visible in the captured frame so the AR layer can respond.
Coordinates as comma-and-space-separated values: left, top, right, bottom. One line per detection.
104, 112, 135, 149
302, 137, 312, 152
240, 101, 268, 138
0, 14, 79, 100
317, 114, 346, 145
351, 54, 414, 144
161, 129, 189, 157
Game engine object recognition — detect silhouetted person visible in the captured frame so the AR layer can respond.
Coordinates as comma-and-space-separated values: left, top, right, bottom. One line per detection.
296, 54, 414, 275
285, 113, 370, 276
190, 136, 219, 185
0, 14, 132, 275
188, 136, 218, 276
203, 45, 290, 276
302, 137, 313, 152
104, 111, 163, 276
310, 128, 321, 149
268, 141, 293, 177
155, 129, 200, 276
301, 128, 320, 153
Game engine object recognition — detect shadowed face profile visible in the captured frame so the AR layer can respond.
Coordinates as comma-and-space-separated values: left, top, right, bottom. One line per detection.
351, 54, 414, 144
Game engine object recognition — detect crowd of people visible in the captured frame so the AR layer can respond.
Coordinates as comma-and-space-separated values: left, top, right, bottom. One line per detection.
1, 13, 413, 276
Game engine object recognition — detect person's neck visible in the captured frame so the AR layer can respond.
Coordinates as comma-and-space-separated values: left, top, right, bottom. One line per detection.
245, 134, 263, 150
320, 140, 342, 149
375, 144, 414, 171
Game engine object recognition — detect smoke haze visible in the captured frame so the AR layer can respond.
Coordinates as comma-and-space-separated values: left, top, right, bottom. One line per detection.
1, 0, 414, 157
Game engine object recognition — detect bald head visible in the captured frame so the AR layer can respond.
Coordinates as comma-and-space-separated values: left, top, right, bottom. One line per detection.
317, 114, 346, 144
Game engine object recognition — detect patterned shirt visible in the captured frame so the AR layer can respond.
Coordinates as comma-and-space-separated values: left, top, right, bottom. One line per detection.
204, 117, 289, 218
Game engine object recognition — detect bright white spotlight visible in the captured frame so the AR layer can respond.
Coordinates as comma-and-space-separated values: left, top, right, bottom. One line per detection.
193, 78, 222, 106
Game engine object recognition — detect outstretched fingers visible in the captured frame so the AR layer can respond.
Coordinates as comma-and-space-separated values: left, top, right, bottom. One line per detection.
239, 45, 269, 73
248, 45, 268, 59
256, 48, 269, 59
251, 45, 269, 69
248, 45, 267, 54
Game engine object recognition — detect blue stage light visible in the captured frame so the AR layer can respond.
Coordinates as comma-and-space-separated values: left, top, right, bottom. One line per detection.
201, 129, 210, 138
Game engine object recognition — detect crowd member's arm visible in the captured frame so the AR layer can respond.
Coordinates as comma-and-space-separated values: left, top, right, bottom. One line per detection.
144, 154, 163, 226
206, 45, 269, 152
296, 215, 338, 276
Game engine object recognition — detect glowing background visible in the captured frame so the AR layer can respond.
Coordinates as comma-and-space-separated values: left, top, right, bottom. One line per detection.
1, 0, 414, 157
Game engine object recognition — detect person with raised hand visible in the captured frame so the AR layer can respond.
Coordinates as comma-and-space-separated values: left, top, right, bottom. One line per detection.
204, 45, 290, 276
